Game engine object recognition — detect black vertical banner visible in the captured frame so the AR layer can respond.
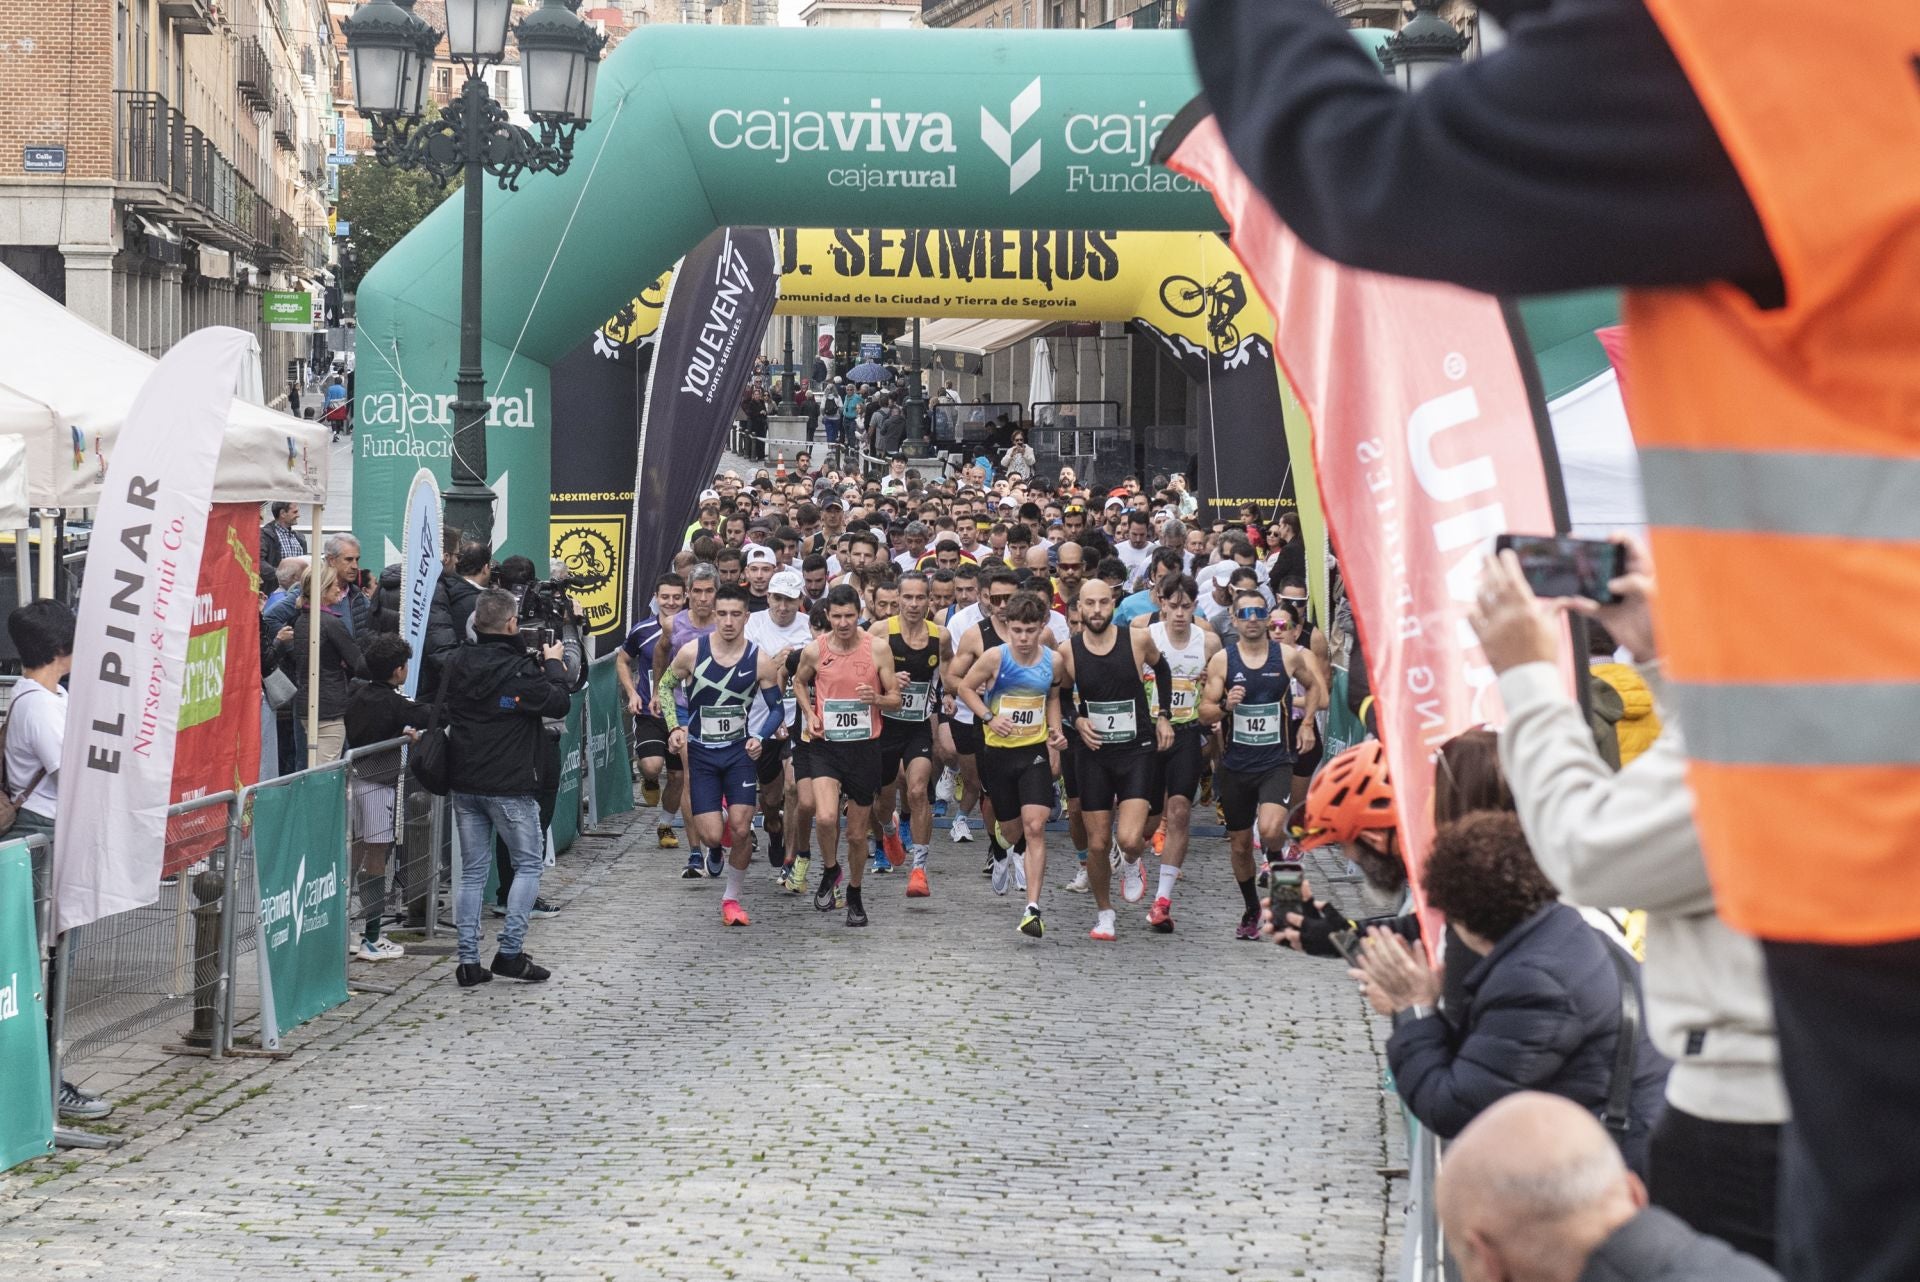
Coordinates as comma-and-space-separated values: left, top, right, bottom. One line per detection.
624, 228, 782, 627
1134, 320, 1297, 527
549, 283, 663, 654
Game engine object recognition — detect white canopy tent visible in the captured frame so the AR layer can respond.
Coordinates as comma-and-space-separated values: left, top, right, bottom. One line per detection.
915, 317, 1053, 358
0, 264, 328, 510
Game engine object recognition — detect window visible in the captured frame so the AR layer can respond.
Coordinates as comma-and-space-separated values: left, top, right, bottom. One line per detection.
1022, 0, 1031, 24
436, 66, 452, 97
984, 12, 993, 25
496, 70, 510, 104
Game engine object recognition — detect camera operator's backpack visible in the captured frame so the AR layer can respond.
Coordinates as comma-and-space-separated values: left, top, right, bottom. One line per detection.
407, 655, 458, 796
0, 686, 51, 831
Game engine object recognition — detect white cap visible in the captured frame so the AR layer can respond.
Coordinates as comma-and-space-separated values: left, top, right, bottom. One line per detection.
745, 545, 777, 566
768, 568, 804, 599
698, 488, 722, 504
1104, 495, 1125, 509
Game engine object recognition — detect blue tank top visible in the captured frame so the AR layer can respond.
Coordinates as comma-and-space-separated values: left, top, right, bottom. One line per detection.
1220, 639, 1294, 774
984, 644, 1054, 749
686, 635, 760, 752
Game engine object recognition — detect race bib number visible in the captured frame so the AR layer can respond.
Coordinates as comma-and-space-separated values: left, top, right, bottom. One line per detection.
888, 681, 932, 722
1087, 699, 1137, 743
825, 698, 871, 742
1170, 677, 1199, 722
1232, 701, 1282, 747
997, 694, 1045, 734
699, 706, 746, 743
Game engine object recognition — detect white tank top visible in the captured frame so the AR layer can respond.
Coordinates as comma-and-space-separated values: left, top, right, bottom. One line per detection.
1149, 620, 1208, 726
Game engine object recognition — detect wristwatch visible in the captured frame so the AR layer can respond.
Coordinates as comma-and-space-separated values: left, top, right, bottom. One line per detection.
1391, 1004, 1435, 1030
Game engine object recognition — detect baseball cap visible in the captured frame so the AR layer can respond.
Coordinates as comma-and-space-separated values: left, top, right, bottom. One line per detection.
768, 568, 804, 599
745, 545, 777, 566
698, 488, 721, 504
1103, 495, 1125, 510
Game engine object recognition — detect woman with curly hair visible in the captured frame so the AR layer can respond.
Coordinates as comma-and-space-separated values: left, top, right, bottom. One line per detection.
1353, 810, 1671, 1175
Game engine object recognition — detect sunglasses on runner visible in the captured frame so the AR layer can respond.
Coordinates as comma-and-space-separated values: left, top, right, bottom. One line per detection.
1235, 605, 1269, 620
989, 593, 1014, 606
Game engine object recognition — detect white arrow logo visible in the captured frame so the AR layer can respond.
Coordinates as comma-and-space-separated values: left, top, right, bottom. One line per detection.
982, 78, 1043, 195
292, 855, 308, 946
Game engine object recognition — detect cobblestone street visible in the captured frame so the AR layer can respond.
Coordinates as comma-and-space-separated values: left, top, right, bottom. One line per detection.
1, 804, 1397, 1281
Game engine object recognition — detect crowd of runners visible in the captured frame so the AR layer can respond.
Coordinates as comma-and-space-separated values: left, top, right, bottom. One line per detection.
611, 453, 1333, 942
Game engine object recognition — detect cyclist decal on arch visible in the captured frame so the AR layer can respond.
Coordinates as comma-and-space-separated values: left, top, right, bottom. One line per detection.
1160, 270, 1248, 354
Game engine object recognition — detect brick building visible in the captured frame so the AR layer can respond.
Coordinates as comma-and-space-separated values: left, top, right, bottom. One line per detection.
0, 0, 338, 387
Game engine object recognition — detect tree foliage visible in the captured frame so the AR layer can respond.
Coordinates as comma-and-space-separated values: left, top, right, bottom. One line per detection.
337, 149, 462, 295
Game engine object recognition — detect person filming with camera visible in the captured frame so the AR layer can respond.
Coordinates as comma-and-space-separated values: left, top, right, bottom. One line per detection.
444, 588, 575, 987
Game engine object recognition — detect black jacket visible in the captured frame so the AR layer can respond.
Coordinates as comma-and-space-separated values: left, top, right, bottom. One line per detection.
444, 577, 482, 647
344, 682, 425, 779
1578, 1207, 1782, 1282
371, 564, 404, 637
443, 633, 572, 796
292, 607, 366, 721
1387, 902, 1670, 1174
259, 521, 306, 595
1188, 0, 1781, 303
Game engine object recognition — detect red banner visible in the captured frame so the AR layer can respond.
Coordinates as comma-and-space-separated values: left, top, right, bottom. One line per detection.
1165, 114, 1567, 944
163, 502, 265, 872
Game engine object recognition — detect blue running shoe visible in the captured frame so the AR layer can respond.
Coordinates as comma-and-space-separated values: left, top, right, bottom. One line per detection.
705, 846, 726, 877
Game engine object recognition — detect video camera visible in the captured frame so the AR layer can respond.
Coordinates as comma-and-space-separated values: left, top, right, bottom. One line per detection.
497, 559, 588, 692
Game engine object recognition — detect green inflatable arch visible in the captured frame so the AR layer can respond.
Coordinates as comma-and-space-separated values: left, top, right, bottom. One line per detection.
352, 27, 1235, 557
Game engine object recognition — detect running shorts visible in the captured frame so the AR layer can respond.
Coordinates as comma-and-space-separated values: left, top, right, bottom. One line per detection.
633, 714, 678, 769
1059, 739, 1080, 802
810, 738, 883, 807
949, 717, 985, 757
1215, 764, 1292, 833
755, 734, 790, 787
1073, 743, 1157, 813
687, 743, 757, 815
1152, 724, 1208, 812
1291, 722, 1325, 780
980, 743, 1055, 817
790, 737, 816, 781
880, 720, 934, 785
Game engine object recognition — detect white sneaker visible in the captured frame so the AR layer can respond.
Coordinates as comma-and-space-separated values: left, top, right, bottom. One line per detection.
1088, 909, 1117, 942
935, 770, 955, 804
1063, 866, 1090, 893
990, 853, 1012, 896
354, 935, 405, 962
952, 814, 973, 843
1120, 858, 1146, 904
1012, 856, 1029, 894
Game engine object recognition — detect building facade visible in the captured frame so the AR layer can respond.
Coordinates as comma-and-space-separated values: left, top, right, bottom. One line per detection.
0, 0, 339, 388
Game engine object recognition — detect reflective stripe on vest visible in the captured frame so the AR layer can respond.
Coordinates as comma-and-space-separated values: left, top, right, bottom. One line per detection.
1629, 0, 1920, 943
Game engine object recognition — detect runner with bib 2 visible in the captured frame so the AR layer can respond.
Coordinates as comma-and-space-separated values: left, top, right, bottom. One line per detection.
1200, 588, 1327, 941
1056, 577, 1175, 943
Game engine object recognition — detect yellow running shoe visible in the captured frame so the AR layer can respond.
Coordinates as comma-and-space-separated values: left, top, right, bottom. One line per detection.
658, 825, 680, 849
641, 779, 662, 807
786, 855, 811, 895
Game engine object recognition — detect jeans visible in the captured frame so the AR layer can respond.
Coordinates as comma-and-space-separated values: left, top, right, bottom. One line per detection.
453, 793, 544, 965
1765, 936, 1920, 1282
1648, 1105, 1781, 1266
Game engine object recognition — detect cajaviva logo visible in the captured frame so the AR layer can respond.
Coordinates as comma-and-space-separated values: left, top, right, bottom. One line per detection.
982, 78, 1043, 195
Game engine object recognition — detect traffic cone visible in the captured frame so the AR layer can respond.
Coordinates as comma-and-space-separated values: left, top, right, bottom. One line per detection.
775, 451, 786, 481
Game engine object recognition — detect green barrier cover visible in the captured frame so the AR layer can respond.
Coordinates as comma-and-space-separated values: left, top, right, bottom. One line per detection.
553, 697, 585, 855
585, 660, 634, 825
0, 840, 52, 1171
1321, 667, 1369, 762
253, 771, 350, 1049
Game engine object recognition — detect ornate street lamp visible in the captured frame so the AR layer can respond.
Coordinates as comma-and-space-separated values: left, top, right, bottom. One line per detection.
1378, 0, 1469, 92
342, 0, 606, 543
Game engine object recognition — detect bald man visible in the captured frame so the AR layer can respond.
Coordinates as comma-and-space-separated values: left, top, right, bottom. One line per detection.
1437, 1093, 1779, 1282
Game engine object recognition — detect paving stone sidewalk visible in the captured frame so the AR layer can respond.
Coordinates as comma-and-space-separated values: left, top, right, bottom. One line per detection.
1, 804, 1399, 1281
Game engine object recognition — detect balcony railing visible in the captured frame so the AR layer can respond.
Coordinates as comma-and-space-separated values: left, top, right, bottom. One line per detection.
273, 98, 297, 151
1096, 0, 1184, 26
116, 90, 289, 253
262, 210, 301, 263
238, 39, 272, 111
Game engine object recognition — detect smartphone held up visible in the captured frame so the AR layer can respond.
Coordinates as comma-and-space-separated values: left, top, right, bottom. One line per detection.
1493, 533, 1624, 605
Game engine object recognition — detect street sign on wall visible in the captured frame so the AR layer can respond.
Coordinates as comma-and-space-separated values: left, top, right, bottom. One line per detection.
22, 147, 64, 174
262, 290, 311, 332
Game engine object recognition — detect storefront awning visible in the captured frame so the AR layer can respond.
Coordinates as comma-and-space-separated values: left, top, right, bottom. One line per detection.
915, 317, 1054, 358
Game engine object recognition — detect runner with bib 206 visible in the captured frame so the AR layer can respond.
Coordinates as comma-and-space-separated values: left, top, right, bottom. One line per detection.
793, 583, 902, 928
956, 590, 1069, 940
1054, 577, 1175, 942
871, 571, 950, 899
1200, 588, 1326, 941
658, 584, 786, 929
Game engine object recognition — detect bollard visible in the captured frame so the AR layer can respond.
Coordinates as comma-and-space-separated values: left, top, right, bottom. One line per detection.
181, 867, 225, 1049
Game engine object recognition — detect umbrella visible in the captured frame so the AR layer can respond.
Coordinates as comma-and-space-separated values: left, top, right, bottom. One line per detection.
846, 361, 893, 384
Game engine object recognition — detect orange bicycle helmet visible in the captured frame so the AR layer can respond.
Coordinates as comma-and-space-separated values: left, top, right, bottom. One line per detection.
1291, 742, 1399, 851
